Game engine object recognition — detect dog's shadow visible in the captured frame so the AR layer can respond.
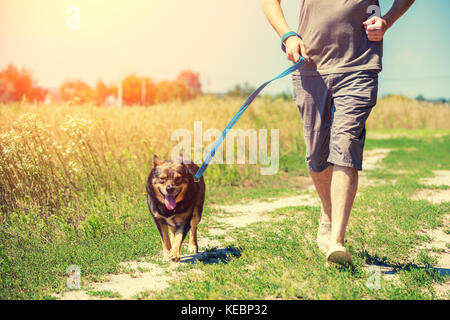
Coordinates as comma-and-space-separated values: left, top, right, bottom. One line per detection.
180, 246, 242, 265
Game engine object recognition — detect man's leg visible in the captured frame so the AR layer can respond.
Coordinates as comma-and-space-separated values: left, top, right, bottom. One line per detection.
321, 165, 357, 266
309, 166, 332, 224
310, 164, 358, 254
309, 166, 333, 253
324, 70, 378, 266
291, 72, 335, 252
330, 165, 358, 246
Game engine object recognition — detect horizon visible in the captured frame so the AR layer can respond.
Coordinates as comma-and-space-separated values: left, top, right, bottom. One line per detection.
1, 0, 449, 99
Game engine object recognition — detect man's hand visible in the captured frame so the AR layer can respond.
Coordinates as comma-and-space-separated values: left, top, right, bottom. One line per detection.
363, 16, 389, 42
284, 35, 309, 63
262, 0, 309, 63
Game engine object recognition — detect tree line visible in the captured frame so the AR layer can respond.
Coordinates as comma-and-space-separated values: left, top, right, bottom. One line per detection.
0, 64, 202, 106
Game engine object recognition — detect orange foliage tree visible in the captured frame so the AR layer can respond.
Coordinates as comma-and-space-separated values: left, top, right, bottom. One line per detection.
59, 80, 94, 103
0, 64, 47, 103
177, 70, 202, 98
94, 79, 113, 105
120, 72, 199, 106
0, 64, 202, 106
121, 75, 157, 106
154, 80, 191, 103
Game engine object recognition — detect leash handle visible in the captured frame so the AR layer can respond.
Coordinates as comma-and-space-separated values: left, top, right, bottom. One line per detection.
193, 57, 306, 181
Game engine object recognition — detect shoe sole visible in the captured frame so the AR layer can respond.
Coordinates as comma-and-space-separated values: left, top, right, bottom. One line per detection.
326, 249, 352, 267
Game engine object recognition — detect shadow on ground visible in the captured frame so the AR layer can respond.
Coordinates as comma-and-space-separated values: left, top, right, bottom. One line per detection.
180, 246, 242, 265
358, 250, 450, 277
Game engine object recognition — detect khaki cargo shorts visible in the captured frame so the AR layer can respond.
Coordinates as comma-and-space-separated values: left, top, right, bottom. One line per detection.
292, 70, 379, 172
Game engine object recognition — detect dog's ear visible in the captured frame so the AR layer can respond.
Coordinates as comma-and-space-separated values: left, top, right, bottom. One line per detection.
153, 154, 164, 167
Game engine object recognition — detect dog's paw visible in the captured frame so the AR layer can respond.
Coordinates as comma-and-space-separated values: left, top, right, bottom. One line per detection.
163, 251, 172, 262
188, 245, 198, 254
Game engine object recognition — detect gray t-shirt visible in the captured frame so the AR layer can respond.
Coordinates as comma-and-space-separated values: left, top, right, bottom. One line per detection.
297, 0, 382, 75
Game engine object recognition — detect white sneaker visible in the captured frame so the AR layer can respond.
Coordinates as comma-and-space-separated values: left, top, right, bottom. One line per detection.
316, 222, 331, 253
326, 244, 352, 267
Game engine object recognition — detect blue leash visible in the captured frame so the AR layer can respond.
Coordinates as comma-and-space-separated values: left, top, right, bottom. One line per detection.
194, 56, 306, 181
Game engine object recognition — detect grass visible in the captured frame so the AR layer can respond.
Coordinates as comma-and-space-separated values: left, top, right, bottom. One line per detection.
86, 290, 121, 299
151, 135, 450, 300
0, 95, 449, 299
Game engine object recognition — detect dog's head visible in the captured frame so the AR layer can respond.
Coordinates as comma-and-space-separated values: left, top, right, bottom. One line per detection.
150, 154, 193, 211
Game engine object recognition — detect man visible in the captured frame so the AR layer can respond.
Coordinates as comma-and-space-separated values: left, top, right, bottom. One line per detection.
262, 0, 414, 267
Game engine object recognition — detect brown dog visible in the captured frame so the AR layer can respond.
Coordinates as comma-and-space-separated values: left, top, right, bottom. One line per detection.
146, 154, 205, 262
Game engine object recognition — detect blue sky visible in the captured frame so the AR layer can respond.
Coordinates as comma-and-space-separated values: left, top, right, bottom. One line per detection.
371, 0, 450, 99
1, 0, 448, 99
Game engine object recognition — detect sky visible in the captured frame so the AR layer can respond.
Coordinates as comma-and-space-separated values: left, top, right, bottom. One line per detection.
0, 0, 449, 99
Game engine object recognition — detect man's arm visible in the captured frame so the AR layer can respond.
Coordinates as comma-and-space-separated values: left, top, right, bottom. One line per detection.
363, 0, 415, 41
262, 0, 309, 62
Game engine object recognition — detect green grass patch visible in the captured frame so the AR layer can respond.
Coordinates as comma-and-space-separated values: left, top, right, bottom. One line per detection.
150, 135, 449, 300
1, 134, 449, 299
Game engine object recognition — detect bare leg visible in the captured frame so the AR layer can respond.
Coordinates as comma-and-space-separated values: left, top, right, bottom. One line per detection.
309, 165, 333, 223
330, 165, 358, 246
309, 166, 333, 252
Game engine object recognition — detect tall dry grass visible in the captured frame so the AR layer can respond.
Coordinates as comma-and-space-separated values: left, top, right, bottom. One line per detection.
367, 94, 450, 130
0, 94, 449, 216
0, 96, 302, 215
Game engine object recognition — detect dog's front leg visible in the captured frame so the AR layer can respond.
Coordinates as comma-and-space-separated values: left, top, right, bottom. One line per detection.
170, 224, 190, 262
158, 222, 172, 261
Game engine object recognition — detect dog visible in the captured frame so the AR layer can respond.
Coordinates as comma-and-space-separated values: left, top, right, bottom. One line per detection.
146, 154, 205, 262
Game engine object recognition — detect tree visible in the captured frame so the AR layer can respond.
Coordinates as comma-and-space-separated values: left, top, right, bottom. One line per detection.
0, 64, 47, 103
415, 94, 426, 101
154, 80, 186, 103
226, 82, 255, 97
142, 77, 156, 105
59, 80, 93, 103
177, 70, 202, 98
94, 79, 110, 105
121, 74, 142, 105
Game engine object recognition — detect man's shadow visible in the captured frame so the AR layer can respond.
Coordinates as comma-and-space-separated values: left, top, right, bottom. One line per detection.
358, 250, 450, 277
